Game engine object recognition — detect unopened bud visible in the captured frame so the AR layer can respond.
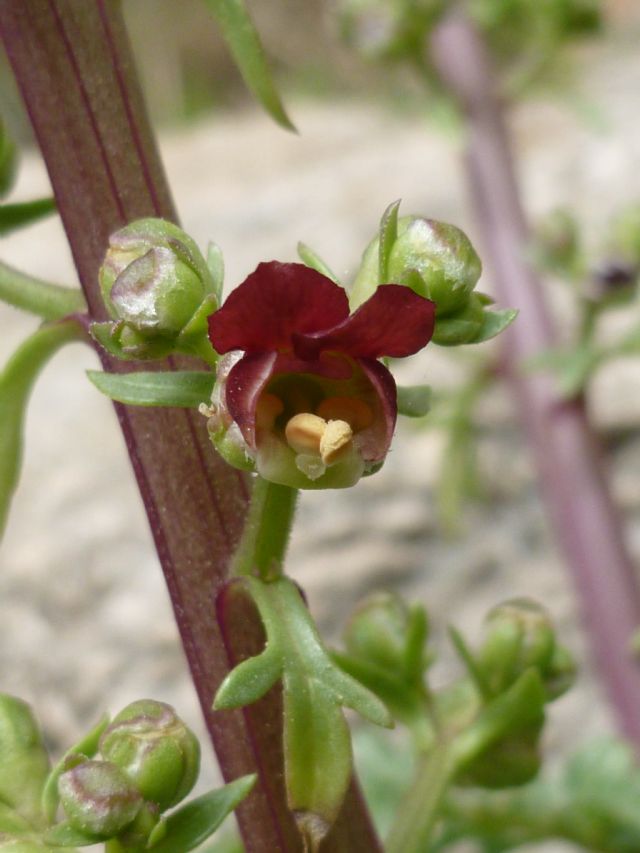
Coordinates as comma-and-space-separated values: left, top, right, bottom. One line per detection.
478, 599, 558, 694
352, 216, 482, 318
58, 759, 142, 838
99, 700, 200, 812
99, 219, 215, 349
344, 591, 428, 677
0, 694, 50, 823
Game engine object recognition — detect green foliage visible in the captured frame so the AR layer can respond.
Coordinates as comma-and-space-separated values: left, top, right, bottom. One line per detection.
87, 369, 215, 408
202, 0, 295, 130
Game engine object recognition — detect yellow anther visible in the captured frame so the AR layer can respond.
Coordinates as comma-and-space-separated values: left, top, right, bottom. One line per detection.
319, 419, 353, 465
316, 396, 374, 432
256, 393, 284, 429
285, 412, 327, 456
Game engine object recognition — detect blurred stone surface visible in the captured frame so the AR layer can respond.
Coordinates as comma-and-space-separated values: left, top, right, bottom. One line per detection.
1, 28, 640, 849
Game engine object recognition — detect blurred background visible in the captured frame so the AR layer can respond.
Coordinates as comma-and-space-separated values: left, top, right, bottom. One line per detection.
2, 2, 640, 849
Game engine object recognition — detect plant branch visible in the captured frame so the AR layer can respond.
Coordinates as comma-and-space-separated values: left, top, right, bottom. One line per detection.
0, 259, 85, 320
0, 2, 381, 849
431, 10, 640, 749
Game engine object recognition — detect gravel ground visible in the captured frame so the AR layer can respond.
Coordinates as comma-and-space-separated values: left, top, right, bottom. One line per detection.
2, 30, 640, 851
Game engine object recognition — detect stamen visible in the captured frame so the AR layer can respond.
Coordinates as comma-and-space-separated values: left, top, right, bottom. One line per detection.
316, 397, 374, 432
256, 393, 284, 429
319, 419, 353, 465
285, 412, 327, 455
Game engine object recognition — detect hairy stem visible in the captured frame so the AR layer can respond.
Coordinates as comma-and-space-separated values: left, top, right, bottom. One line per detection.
431, 10, 640, 749
231, 478, 298, 580
0, 259, 85, 320
0, 2, 381, 849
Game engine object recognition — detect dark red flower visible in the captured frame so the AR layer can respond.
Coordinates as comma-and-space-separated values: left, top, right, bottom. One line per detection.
205, 262, 435, 489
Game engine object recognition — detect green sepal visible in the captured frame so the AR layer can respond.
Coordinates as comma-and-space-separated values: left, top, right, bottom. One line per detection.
206, 241, 225, 305
42, 820, 99, 847
203, 0, 295, 131
0, 320, 82, 538
396, 384, 431, 418
146, 776, 256, 853
0, 198, 56, 236
41, 714, 109, 825
0, 803, 32, 836
297, 242, 340, 283
89, 321, 174, 361
86, 370, 215, 408
213, 649, 282, 710
448, 626, 492, 701
378, 199, 401, 284
451, 668, 546, 773
470, 307, 518, 344
175, 294, 219, 365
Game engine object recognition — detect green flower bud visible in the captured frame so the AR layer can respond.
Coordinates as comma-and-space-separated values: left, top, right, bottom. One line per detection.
478, 599, 558, 694
99, 700, 200, 812
343, 592, 424, 674
458, 724, 542, 789
0, 695, 50, 823
351, 216, 482, 318
58, 759, 142, 838
98, 219, 216, 358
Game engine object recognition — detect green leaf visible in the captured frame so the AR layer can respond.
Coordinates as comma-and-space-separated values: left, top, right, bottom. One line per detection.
86, 370, 215, 408
41, 714, 109, 824
396, 384, 431, 418
203, 0, 295, 131
0, 197, 56, 235
0, 320, 82, 538
0, 260, 85, 322
470, 308, 518, 344
297, 242, 340, 283
213, 649, 282, 710
0, 802, 32, 835
148, 776, 256, 853
378, 199, 401, 284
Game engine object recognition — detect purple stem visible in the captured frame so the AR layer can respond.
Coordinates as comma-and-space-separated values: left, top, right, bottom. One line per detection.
431, 12, 640, 748
0, 1, 381, 849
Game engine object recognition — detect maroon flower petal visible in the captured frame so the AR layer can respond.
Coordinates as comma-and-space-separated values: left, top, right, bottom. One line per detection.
356, 358, 397, 463
225, 351, 278, 448
292, 285, 436, 360
208, 262, 350, 354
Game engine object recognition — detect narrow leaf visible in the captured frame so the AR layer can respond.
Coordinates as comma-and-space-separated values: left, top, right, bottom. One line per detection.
0, 320, 82, 538
324, 665, 393, 728
297, 242, 340, 283
86, 370, 215, 408
378, 199, 401, 284
213, 649, 282, 710
0, 196, 56, 234
203, 0, 295, 131
148, 776, 256, 853
397, 384, 431, 418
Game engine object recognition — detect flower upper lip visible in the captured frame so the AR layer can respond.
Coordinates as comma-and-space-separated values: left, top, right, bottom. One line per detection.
207, 261, 436, 361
